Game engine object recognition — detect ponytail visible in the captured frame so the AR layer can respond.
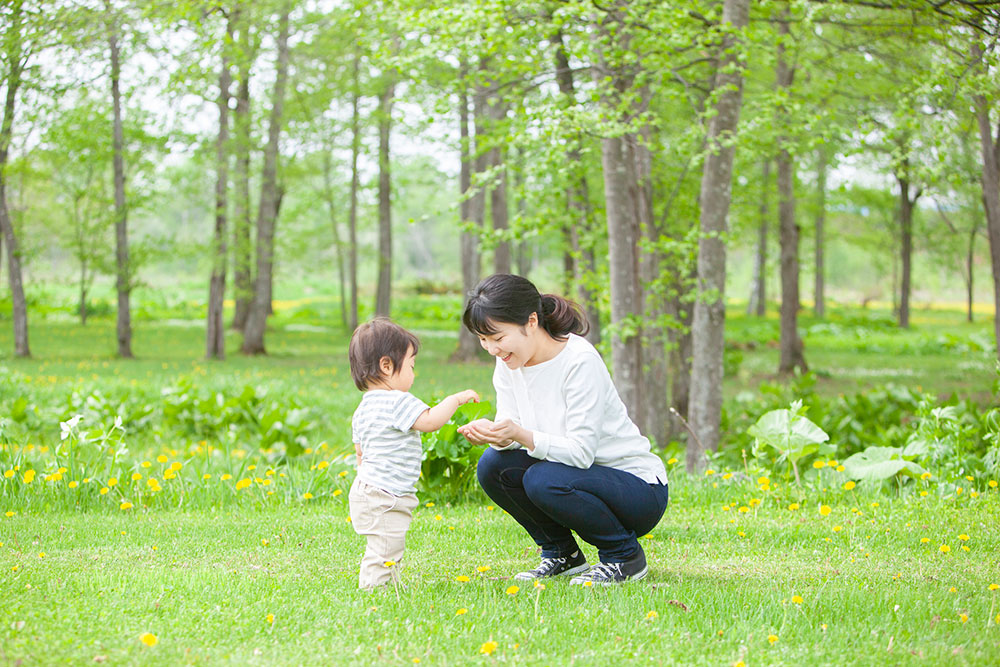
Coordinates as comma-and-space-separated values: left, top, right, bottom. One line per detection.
539, 293, 588, 340
463, 274, 589, 341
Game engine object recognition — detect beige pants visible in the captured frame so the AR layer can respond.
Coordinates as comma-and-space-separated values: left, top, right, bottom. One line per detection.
349, 478, 419, 589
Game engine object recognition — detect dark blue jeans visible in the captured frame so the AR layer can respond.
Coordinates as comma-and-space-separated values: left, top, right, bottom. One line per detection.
477, 448, 668, 563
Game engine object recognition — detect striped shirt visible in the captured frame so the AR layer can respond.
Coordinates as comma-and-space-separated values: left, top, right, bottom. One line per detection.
352, 389, 429, 496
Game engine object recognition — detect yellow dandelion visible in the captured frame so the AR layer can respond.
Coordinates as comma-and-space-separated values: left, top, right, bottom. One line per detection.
958, 534, 970, 541
833, 526, 842, 533
813, 461, 826, 469
434, 514, 443, 521
792, 595, 803, 604
333, 489, 343, 497
988, 584, 999, 591
757, 476, 769, 486
705, 469, 715, 476
23, 470, 35, 484
920, 537, 930, 544
961, 545, 970, 552
477, 565, 490, 573
108, 477, 118, 487
836, 465, 845, 472
989, 480, 997, 488
68, 481, 78, 489
920, 472, 932, 480
425, 502, 435, 508
139, 633, 158, 647
338, 471, 348, 478
261, 539, 269, 547
485, 505, 495, 511
949, 586, 958, 593
956, 487, 963, 495
843, 481, 856, 491
819, 505, 831, 516
960, 613, 969, 624
203, 474, 211, 480
303, 492, 313, 500
505, 585, 519, 596
383, 560, 396, 568
456, 608, 467, 616
533, 580, 545, 590
788, 503, 800, 511
3, 470, 13, 478
667, 457, 677, 465
768, 634, 779, 644
583, 581, 593, 587
939, 544, 951, 553
131, 473, 142, 482
38, 552, 46, 558
646, 610, 659, 620
235, 479, 252, 490
738, 506, 750, 514
157, 455, 168, 463
120, 502, 133, 510
140, 461, 151, 469
266, 613, 275, 624
479, 640, 498, 655
965, 475, 974, 482
455, 575, 470, 582
4, 511, 14, 517
221, 474, 232, 481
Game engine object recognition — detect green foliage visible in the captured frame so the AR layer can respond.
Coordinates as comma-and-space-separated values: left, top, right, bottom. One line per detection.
748, 399, 834, 485
842, 446, 927, 483
419, 401, 493, 502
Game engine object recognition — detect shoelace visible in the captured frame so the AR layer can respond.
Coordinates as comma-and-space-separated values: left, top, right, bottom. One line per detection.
535, 556, 565, 574
586, 562, 623, 580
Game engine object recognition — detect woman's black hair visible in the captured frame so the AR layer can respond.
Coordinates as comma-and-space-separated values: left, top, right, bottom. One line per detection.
462, 274, 589, 340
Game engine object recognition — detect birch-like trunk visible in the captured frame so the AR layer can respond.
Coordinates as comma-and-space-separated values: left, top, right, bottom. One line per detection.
814, 149, 827, 318
108, 8, 132, 358
347, 51, 361, 331
972, 41, 1000, 359
374, 76, 396, 318
748, 160, 770, 317
241, 5, 290, 355
687, 0, 750, 470
207, 13, 234, 359
454, 64, 482, 362
0, 0, 29, 357
230, 34, 253, 331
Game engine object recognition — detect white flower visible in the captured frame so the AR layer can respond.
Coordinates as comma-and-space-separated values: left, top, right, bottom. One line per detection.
60, 415, 83, 441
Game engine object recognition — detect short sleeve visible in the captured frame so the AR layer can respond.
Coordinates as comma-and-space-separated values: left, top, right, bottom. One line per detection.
391, 391, 430, 432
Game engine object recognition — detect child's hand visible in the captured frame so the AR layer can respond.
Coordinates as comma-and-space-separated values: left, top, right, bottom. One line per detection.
453, 389, 480, 406
458, 418, 495, 445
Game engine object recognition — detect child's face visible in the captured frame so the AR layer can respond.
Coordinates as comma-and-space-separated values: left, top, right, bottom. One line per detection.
384, 345, 417, 392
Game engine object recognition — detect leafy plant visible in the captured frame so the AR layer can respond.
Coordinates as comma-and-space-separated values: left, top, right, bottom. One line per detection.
419, 400, 494, 501
748, 400, 834, 485
842, 445, 927, 483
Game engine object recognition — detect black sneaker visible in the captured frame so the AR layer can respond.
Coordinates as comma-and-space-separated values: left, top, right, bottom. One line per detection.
513, 550, 589, 580
570, 548, 647, 586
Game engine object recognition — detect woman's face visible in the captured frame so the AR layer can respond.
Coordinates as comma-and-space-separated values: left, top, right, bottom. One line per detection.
477, 316, 538, 369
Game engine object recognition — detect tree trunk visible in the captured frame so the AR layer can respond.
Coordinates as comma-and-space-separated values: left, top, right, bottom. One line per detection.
775, 15, 807, 376
600, 132, 644, 426
230, 36, 253, 331
814, 148, 827, 318
972, 50, 1000, 360
552, 28, 601, 344
347, 51, 361, 332
322, 146, 348, 329
748, 159, 770, 317
241, 5, 290, 355
374, 76, 395, 318
895, 165, 921, 330
108, 9, 132, 358
687, 0, 750, 470
207, 13, 234, 360
454, 65, 482, 362
488, 99, 510, 275
967, 227, 976, 323
0, 2, 29, 358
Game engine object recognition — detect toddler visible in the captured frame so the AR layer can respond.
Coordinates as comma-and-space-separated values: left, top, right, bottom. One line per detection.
347, 317, 479, 589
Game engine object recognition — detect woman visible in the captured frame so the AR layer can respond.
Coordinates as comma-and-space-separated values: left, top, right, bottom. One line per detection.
457, 274, 668, 586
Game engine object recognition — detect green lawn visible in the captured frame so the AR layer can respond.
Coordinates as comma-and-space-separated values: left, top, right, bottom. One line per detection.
2, 479, 999, 665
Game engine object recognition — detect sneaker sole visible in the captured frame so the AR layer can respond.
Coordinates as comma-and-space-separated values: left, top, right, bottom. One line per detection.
513, 563, 590, 581
569, 565, 648, 586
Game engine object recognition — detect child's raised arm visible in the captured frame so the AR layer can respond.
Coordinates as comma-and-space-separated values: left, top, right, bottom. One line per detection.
412, 390, 480, 433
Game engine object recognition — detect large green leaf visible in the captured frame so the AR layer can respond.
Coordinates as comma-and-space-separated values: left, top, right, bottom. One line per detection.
748, 401, 830, 463
843, 446, 927, 482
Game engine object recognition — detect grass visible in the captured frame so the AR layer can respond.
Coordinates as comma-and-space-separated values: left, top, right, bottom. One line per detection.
2, 479, 999, 665
0, 295, 998, 664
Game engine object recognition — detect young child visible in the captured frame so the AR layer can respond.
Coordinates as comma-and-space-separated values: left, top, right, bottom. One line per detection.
347, 317, 480, 589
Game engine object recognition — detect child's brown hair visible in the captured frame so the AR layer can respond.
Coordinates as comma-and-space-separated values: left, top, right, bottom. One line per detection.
348, 318, 420, 391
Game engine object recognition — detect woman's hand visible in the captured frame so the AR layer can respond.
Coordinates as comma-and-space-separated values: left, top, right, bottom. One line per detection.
481, 419, 533, 451
457, 418, 497, 445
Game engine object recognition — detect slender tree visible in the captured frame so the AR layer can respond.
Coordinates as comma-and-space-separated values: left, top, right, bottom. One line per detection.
0, 0, 30, 357
241, 3, 291, 355
374, 72, 396, 318
687, 0, 750, 470
207, 7, 236, 360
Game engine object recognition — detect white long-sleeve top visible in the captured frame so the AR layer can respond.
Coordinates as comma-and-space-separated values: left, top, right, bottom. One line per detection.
492, 333, 667, 485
